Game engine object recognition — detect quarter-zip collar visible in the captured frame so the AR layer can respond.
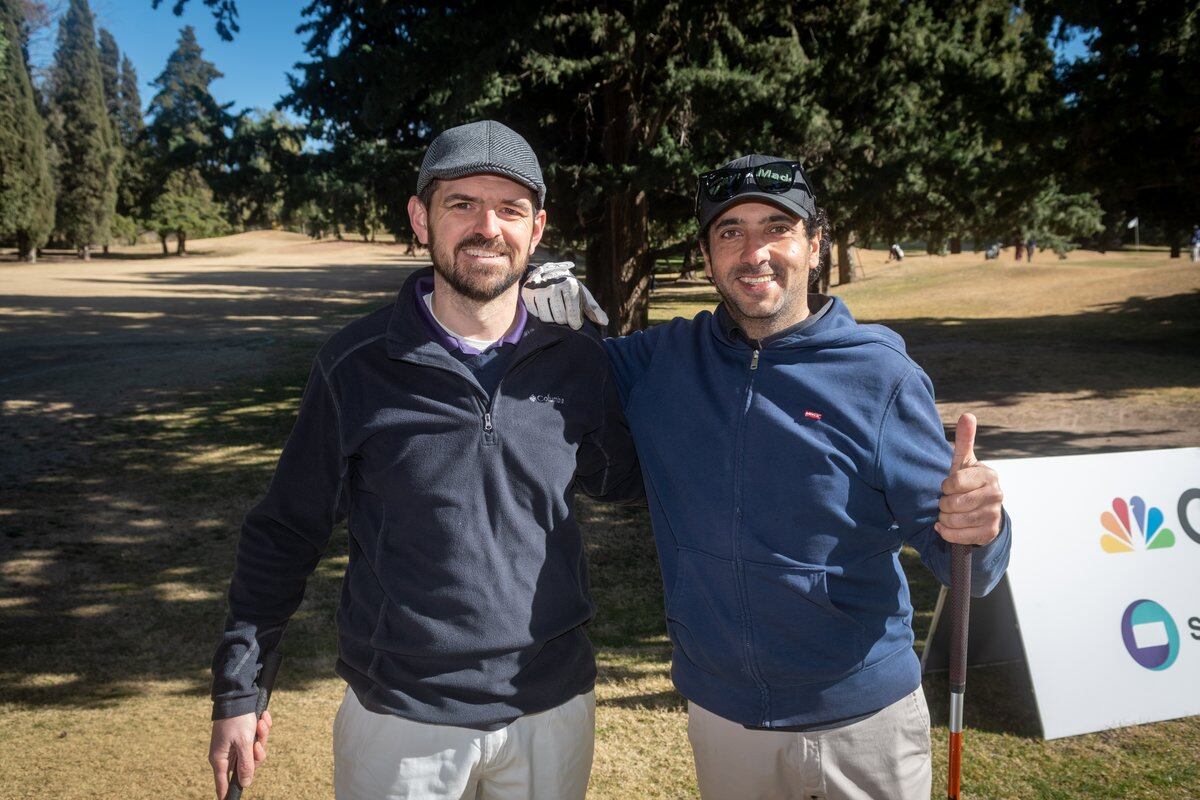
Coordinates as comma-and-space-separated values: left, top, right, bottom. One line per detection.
386, 267, 570, 371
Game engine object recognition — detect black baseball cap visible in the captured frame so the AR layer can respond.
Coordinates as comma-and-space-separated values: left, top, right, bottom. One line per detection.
695, 154, 817, 234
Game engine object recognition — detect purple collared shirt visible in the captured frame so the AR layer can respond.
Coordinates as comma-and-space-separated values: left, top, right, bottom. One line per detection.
413, 275, 527, 355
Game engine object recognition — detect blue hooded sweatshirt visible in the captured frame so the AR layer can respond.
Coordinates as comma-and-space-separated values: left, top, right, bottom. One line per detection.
602, 297, 1011, 729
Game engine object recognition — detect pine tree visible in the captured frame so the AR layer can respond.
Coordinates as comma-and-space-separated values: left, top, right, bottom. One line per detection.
144, 25, 230, 234
0, 0, 55, 261
50, 0, 118, 259
145, 25, 228, 175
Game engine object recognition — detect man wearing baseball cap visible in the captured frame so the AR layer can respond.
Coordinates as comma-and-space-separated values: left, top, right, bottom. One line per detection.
523, 154, 1012, 798
207, 120, 642, 800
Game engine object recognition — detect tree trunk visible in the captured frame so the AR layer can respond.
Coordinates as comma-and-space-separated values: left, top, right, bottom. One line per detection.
588, 76, 652, 333
176, 231, 187, 255
589, 185, 652, 333
836, 230, 852, 285
679, 245, 700, 281
949, 237, 962, 254
16, 231, 36, 263
161, 236, 169, 255
103, 244, 110, 255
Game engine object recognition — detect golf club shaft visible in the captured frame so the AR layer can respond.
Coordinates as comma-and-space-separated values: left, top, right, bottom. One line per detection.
227, 650, 283, 800
947, 544, 972, 800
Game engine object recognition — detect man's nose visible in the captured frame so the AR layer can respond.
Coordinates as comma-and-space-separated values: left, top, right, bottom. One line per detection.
741, 236, 771, 266
474, 209, 502, 239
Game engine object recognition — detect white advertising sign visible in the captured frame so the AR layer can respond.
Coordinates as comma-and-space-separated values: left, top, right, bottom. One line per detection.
984, 448, 1200, 739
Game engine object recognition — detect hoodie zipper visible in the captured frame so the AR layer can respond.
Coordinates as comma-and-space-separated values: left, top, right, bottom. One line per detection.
732, 341, 770, 722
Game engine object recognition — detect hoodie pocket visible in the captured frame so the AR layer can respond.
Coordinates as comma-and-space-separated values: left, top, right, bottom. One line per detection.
743, 561, 866, 685
665, 548, 752, 682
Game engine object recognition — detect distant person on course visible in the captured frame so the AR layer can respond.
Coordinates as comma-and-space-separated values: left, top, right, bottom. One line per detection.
1190, 224, 1199, 262
522, 154, 1012, 799
208, 120, 642, 800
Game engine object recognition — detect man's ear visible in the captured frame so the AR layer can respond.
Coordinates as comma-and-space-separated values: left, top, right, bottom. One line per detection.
701, 236, 714, 280
529, 208, 547, 254
807, 230, 822, 270
407, 195, 430, 245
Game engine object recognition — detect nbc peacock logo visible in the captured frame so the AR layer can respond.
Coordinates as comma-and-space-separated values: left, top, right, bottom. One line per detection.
1099, 496, 1176, 553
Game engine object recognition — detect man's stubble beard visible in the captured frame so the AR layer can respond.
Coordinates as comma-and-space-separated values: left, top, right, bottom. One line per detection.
429, 228, 529, 303
713, 260, 804, 333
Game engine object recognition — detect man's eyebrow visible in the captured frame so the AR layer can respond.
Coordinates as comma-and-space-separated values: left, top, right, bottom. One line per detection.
715, 217, 744, 229
442, 193, 482, 205
762, 213, 797, 225
442, 193, 532, 210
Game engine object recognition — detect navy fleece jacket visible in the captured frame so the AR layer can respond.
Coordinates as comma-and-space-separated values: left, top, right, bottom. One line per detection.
211, 268, 643, 728
603, 298, 1011, 728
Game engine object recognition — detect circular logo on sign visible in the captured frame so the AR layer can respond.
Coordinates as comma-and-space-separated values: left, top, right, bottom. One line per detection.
1120, 599, 1180, 671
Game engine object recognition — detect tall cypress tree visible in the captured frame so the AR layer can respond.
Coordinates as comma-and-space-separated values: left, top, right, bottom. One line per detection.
0, 0, 55, 262
96, 26, 124, 251
117, 54, 143, 148
51, 0, 118, 259
97, 27, 119, 116
115, 54, 146, 218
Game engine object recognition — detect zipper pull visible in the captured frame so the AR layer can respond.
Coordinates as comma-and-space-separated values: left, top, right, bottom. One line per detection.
484, 411, 493, 432
750, 349, 760, 371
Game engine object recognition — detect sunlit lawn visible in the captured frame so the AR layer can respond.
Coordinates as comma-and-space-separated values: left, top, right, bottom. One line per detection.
1, 248, 1198, 798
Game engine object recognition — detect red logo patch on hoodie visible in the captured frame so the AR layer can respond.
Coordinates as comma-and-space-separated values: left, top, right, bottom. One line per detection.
804, 410, 823, 421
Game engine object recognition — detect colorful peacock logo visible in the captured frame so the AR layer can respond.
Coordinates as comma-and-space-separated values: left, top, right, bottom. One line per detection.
1100, 496, 1176, 553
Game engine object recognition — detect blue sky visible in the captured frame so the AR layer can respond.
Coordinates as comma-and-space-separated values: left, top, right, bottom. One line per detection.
33, 0, 309, 115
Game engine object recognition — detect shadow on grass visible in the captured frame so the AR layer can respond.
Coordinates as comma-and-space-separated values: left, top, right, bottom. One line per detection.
879, 290, 1200, 404
0, 265, 1194, 749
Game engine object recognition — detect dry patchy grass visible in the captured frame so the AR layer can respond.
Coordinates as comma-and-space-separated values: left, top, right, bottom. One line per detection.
1, 244, 1198, 798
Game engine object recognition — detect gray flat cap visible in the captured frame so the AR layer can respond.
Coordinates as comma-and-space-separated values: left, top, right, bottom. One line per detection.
416, 120, 546, 207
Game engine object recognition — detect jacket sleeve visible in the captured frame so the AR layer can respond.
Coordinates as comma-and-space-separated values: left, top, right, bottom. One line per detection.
876, 367, 1011, 597
573, 361, 646, 505
601, 323, 666, 407
210, 360, 349, 719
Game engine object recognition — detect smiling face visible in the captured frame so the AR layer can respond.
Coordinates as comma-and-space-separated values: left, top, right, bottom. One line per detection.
703, 200, 821, 339
407, 173, 547, 302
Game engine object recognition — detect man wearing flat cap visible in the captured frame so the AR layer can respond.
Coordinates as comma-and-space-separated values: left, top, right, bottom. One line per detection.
207, 120, 643, 800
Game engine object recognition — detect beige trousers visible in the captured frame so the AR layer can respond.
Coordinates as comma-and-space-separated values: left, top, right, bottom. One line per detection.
332, 687, 595, 800
687, 688, 932, 800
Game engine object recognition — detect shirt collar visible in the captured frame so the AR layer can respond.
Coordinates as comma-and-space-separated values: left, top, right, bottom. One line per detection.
413, 274, 527, 355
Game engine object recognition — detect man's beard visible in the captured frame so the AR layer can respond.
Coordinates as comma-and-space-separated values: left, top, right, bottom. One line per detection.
429, 230, 528, 302
713, 261, 800, 324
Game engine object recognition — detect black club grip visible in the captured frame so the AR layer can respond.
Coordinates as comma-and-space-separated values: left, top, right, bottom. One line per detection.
948, 544, 972, 692
226, 650, 283, 800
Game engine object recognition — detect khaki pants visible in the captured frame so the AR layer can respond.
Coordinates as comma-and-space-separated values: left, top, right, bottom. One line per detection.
687, 688, 932, 800
332, 687, 595, 800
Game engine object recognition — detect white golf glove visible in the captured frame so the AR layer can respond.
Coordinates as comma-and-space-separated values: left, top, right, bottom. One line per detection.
522, 261, 609, 331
